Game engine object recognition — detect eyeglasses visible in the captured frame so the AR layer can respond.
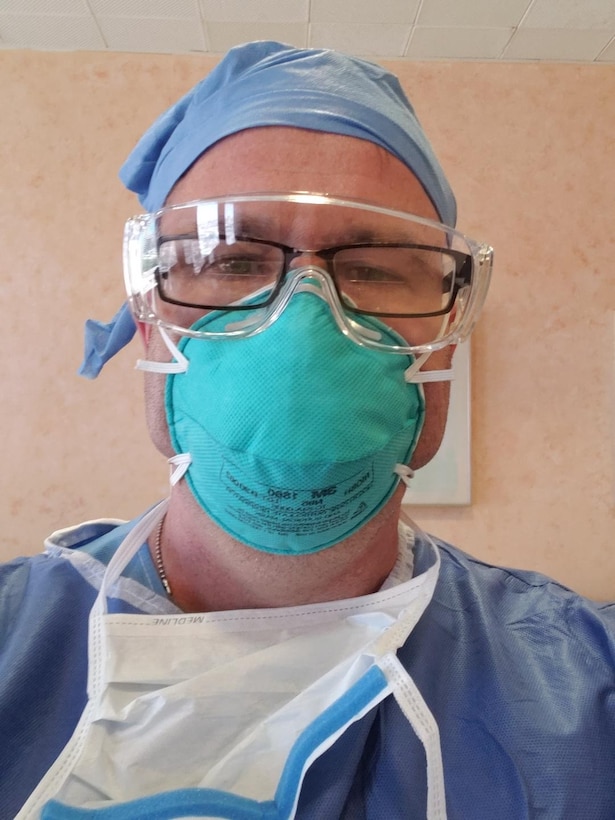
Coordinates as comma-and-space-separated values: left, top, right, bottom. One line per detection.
155, 234, 472, 319
124, 193, 493, 354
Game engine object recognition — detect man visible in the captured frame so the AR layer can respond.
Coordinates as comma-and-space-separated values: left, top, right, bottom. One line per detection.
3, 42, 614, 819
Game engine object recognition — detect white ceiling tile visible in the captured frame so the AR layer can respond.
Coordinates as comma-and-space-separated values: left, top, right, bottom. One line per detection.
503, 27, 613, 60
311, 0, 420, 25
1, 0, 613, 61
596, 35, 615, 61
309, 22, 410, 57
0, 13, 104, 49
206, 22, 308, 51
0, 0, 89, 14
98, 16, 206, 52
200, 0, 308, 24
417, 0, 530, 28
521, 0, 615, 30
407, 26, 513, 59
89, 0, 199, 20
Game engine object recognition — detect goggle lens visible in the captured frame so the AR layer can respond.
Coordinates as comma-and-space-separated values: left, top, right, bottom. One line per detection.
124, 195, 492, 354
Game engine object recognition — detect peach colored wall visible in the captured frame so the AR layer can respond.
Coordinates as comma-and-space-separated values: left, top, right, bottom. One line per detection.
1, 51, 613, 599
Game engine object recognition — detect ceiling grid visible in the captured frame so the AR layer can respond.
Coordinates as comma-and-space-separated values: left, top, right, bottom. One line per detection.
0, 0, 613, 62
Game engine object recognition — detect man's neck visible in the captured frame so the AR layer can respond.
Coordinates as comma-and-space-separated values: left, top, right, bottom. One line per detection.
150, 483, 405, 613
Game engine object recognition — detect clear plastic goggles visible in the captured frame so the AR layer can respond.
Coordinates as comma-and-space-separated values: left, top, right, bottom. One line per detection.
124, 193, 493, 355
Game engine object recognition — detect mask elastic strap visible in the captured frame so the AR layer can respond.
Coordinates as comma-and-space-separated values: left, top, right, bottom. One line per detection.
394, 464, 415, 489
136, 326, 189, 374
168, 453, 191, 485
397, 348, 454, 492
92, 454, 191, 614
404, 351, 454, 384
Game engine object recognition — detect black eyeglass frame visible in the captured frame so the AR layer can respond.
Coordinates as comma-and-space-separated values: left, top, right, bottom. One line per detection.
154, 234, 473, 319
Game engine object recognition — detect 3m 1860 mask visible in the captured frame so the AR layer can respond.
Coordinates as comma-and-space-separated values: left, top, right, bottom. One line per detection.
162, 292, 424, 554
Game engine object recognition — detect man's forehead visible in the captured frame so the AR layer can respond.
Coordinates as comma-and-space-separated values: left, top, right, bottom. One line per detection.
167, 127, 396, 200
165, 127, 438, 224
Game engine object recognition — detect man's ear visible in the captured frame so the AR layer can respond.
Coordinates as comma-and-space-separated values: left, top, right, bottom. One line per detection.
137, 321, 152, 346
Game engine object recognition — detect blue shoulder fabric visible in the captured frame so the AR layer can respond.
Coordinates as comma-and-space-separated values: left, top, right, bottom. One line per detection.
0, 555, 96, 817
0, 519, 169, 817
392, 538, 615, 819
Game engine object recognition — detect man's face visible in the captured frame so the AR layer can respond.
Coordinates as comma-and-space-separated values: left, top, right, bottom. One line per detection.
143, 126, 453, 470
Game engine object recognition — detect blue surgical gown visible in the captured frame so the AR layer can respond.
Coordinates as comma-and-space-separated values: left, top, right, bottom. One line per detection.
1, 515, 613, 818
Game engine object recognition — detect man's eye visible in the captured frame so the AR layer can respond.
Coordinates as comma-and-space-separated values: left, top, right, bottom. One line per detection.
212, 257, 256, 275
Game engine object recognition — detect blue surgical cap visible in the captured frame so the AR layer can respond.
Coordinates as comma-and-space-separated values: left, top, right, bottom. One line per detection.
78, 302, 136, 379
120, 41, 456, 226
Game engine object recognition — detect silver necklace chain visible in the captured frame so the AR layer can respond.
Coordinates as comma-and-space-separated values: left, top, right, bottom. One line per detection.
154, 516, 173, 597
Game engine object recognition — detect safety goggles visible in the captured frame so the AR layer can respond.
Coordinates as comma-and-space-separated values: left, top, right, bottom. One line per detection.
124, 193, 493, 355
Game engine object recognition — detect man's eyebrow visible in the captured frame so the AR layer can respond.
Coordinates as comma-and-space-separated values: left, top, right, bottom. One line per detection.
230, 216, 422, 247
230, 214, 279, 239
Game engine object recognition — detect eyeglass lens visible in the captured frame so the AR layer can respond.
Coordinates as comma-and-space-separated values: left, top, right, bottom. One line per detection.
156, 234, 466, 318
